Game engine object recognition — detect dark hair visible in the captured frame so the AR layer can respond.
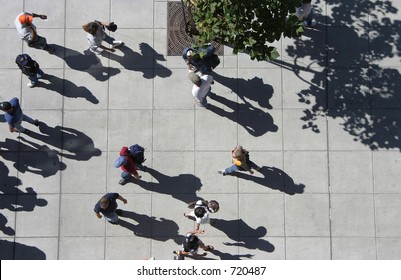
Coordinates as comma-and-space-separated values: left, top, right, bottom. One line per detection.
194, 206, 206, 218
0, 102, 11, 111
82, 22, 99, 35
184, 234, 200, 252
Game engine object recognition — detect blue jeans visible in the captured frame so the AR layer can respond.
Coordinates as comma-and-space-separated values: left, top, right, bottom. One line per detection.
104, 212, 118, 223
28, 69, 45, 85
224, 164, 240, 175
13, 114, 36, 132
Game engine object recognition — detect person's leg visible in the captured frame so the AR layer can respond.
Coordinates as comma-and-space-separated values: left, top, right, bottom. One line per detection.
119, 171, 131, 185
104, 213, 118, 223
27, 75, 38, 87
14, 122, 26, 133
22, 114, 36, 125
104, 34, 123, 47
36, 68, 45, 79
218, 164, 239, 175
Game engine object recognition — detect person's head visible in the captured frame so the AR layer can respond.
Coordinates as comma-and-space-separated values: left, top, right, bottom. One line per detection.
18, 13, 33, 26
188, 72, 201, 86
99, 197, 109, 209
82, 22, 99, 35
186, 50, 193, 59
194, 206, 206, 218
0, 102, 12, 112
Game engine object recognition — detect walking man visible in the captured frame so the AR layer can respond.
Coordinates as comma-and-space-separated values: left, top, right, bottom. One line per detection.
174, 231, 214, 258
94, 193, 127, 224
15, 54, 45, 88
188, 72, 214, 108
114, 146, 142, 185
0, 98, 39, 134
82, 21, 124, 55
15, 12, 55, 53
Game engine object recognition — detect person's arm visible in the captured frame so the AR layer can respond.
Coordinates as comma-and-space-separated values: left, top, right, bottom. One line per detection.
95, 212, 102, 219
117, 195, 127, 204
31, 13, 47, 20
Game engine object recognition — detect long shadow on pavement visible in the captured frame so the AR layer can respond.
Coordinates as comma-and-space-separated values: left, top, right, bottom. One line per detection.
0, 239, 46, 260
127, 166, 202, 204
37, 74, 99, 104
232, 166, 305, 195
117, 210, 182, 244
211, 218, 275, 253
208, 93, 278, 137
107, 43, 172, 79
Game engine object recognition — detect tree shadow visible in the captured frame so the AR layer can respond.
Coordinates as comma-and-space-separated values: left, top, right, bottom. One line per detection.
280, 0, 401, 150
0, 239, 46, 260
117, 210, 182, 244
208, 93, 278, 137
127, 166, 202, 204
211, 218, 275, 253
19, 123, 102, 161
50, 44, 121, 81
212, 72, 274, 109
37, 74, 99, 104
106, 43, 172, 79
0, 138, 66, 177
232, 166, 305, 195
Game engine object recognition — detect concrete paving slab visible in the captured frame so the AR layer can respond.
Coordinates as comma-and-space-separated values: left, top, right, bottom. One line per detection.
238, 237, 284, 260
286, 237, 331, 260
59, 237, 105, 260
331, 194, 375, 237
15, 237, 58, 260
0, 0, 22, 28
373, 151, 401, 193
375, 194, 401, 237
329, 151, 373, 193
331, 237, 376, 260
1, 30, 24, 68
377, 238, 401, 260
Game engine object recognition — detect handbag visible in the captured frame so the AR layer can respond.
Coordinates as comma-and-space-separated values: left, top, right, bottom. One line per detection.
105, 22, 118, 32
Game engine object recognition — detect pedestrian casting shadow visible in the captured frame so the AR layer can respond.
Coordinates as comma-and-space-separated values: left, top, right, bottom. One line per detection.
279, 0, 401, 150
0, 138, 66, 177
18, 123, 101, 161
117, 211, 182, 244
37, 74, 99, 104
0, 239, 46, 260
50, 44, 121, 81
127, 166, 202, 203
106, 43, 172, 79
211, 218, 275, 253
209, 248, 254, 260
208, 93, 278, 137
213, 72, 274, 109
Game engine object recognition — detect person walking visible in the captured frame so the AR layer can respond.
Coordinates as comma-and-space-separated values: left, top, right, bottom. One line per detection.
174, 231, 214, 257
218, 145, 259, 176
82, 20, 123, 55
296, 0, 317, 27
188, 72, 214, 108
94, 193, 127, 224
114, 146, 142, 185
14, 12, 55, 53
0, 98, 39, 134
15, 54, 45, 88
184, 200, 216, 231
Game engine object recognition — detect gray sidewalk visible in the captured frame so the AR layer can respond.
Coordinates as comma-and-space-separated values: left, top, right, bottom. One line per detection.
1, 0, 401, 260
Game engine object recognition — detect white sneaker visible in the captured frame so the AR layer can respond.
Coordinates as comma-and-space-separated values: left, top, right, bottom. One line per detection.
90, 47, 103, 55
112, 41, 124, 48
27, 82, 35, 88
217, 169, 225, 175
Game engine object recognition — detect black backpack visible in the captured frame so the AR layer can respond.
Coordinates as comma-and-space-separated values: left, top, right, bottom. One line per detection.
128, 144, 145, 164
15, 54, 39, 76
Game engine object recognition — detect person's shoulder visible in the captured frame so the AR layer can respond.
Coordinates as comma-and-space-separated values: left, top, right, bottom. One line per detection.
9, 97, 19, 106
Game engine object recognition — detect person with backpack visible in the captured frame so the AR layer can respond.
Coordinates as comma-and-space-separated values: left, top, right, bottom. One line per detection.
14, 12, 55, 53
173, 231, 214, 258
114, 144, 145, 185
184, 200, 214, 232
15, 54, 44, 88
82, 20, 123, 55
296, 0, 317, 27
187, 199, 220, 213
218, 145, 259, 176
182, 44, 220, 74
0, 97, 39, 134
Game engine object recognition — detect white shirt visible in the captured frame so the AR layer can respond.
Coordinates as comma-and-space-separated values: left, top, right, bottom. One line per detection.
87, 25, 106, 47
15, 12, 36, 41
296, 3, 312, 20
192, 74, 213, 101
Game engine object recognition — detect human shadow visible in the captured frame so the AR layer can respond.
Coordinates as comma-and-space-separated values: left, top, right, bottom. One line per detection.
213, 72, 274, 109
117, 210, 182, 244
233, 166, 305, 195
0, 239, 46, 260
50, 44, 121, 81
208, 93, 278, 137
18, 123, 101, 161
106, 43, 172, 79
211, 218, 275, 253
209, 248, 254, 260
37, 74, 99, 104
280, 0, 401, 150
0, 138, 66, 177
128, 166, 202, 204
0, 213, 15, 235
0, 160, 22, 193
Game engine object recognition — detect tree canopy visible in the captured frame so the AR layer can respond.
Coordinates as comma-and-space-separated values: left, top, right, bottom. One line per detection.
186, 0, 304, 61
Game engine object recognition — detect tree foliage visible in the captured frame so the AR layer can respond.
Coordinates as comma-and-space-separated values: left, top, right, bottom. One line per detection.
186, 0, 304, 61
